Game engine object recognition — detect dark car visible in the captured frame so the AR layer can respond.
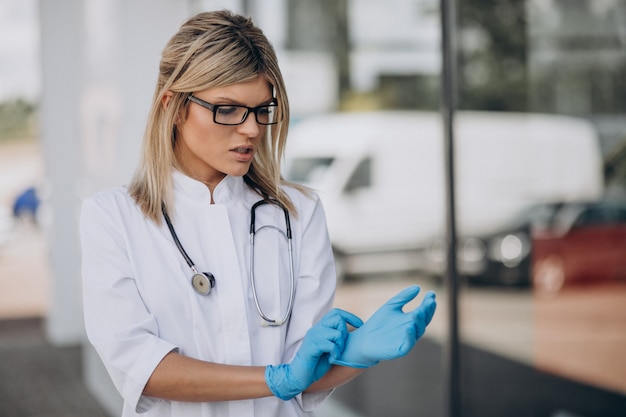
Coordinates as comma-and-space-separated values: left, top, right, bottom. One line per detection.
459, 203, 565, 287
532, 200, 626, 294
423, 203, 564, 287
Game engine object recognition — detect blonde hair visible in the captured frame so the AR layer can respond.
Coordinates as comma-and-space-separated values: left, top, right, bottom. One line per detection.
128, 10, 298, 222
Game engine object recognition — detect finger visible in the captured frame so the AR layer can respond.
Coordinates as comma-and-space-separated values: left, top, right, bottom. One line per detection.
413, 308, 426, 338
406, 290, 435, 313
322, 308, 364, 329
309, 324, 344, 344
314, 338, 342, 357
419, 296, 437, 326
317, 324, 352, 355
409, 294, 435, 322
310, 325, 345, 346
328, 345, 342, 363
317, 331, 348, 361
329, 341, 345, 362
383, 285, 421, 309
319, 309, 347, 328
334, 309, 364, 329
327, 327, 347, 348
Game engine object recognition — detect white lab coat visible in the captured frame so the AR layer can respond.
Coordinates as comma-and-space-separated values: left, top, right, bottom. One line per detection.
80, 171, 337, 416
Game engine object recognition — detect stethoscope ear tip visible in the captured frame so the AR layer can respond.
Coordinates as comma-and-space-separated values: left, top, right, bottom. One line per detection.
261, 319, 283, 327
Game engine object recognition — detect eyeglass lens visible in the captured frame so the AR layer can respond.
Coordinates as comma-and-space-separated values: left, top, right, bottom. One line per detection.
215, 105, 277, 125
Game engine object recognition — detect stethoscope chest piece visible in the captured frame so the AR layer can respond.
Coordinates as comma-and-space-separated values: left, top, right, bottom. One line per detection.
192, 272, 215, 295
162, 203, 217, 296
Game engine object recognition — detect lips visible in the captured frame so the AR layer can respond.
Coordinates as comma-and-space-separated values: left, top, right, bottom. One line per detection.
230, 146, 255, 162
231, 146, 253, 154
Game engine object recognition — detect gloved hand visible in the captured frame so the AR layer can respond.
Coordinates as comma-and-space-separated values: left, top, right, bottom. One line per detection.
265, 308, 363, 400
329, 285, 436, 368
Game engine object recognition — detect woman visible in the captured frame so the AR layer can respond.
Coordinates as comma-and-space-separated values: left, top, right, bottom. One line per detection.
80, 10, 436, 417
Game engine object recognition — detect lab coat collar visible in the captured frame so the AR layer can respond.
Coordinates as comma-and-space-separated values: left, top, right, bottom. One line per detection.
172, 170, 246, 205
213, 174, 246, 204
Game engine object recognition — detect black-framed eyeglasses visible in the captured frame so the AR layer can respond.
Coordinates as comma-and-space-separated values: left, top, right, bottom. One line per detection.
187, 94, 279, 126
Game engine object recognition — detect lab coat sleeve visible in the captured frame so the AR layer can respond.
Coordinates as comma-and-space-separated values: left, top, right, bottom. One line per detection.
80, 194, 179, 414
284, 191, 337, 411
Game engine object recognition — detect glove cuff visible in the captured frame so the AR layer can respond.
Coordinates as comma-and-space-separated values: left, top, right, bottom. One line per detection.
265, 364, 300, 401
329, 357, 379, 369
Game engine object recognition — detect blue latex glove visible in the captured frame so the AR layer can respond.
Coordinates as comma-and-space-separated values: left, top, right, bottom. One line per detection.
329, 285, 436, 368
265, 308, 363, 400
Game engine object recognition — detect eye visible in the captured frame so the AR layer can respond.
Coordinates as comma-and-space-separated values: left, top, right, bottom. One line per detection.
215, 106, 241, 116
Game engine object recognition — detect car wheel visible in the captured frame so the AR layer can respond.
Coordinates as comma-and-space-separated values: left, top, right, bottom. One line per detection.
533, 254, 565, 295
497, 267, 526, 287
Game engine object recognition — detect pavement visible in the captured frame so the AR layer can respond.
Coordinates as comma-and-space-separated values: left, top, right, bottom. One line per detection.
0, 317, 110, 417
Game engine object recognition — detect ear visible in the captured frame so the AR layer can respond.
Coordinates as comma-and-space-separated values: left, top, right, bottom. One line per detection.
161, 91, 174, 109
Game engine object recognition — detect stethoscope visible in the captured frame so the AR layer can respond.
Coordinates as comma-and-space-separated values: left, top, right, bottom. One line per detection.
161, 199, 296, 327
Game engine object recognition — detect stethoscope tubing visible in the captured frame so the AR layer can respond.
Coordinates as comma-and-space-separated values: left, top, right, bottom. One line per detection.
249, 199, 296, 326
162, 202, 199, 274
162, 202, 215, 294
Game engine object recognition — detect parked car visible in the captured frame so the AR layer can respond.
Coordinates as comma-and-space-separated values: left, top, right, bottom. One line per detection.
532, 200, 626, 294
422, 202, 564, 287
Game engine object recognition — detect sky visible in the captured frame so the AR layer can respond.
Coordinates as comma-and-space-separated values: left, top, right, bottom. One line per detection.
0, 0, 40, 101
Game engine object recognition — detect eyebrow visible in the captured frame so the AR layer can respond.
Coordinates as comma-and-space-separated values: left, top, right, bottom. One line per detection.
211, 96, 276, 106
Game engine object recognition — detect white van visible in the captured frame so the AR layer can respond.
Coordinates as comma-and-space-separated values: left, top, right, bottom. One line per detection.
283, 111, 604, 282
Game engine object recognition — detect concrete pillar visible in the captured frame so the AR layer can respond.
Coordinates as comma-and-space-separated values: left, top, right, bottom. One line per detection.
39, 0, 85, 346
40, 0, 188, 414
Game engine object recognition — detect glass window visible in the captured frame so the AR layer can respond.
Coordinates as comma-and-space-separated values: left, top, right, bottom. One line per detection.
344, 157, 371, 192
285, 1, 626, 416
285, 157, 334, 184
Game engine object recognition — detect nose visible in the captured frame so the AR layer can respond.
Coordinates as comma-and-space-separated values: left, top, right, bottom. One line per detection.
237, 110, 262, 137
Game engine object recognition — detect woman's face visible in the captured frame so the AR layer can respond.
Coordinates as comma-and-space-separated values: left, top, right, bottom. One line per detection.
174, 76, 273, 188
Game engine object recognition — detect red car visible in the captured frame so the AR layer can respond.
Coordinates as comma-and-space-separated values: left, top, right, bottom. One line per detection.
532, 201, 626, 294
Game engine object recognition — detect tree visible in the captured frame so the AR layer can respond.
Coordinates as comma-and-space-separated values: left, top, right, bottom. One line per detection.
0, 98, 38, 141
457, 0, 528, 111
